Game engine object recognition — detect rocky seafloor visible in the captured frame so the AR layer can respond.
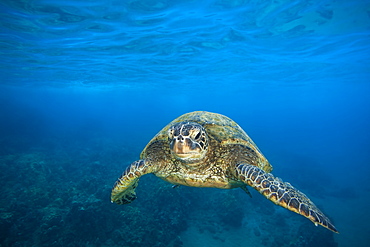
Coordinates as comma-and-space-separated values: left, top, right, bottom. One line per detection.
0, 137, 337, 247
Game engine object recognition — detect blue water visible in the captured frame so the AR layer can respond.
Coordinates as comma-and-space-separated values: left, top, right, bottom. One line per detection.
1, 0, 369, 246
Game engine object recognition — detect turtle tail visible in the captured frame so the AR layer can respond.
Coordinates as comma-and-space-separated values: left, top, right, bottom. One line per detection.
236, 164, 338, 233
111, 160, 152, 205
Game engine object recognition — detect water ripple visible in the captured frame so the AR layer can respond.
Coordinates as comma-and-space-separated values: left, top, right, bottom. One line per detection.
0, 0, 369, 87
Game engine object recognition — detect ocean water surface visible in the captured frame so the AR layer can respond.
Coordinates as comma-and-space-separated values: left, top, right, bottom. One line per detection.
0, 0, 369, 246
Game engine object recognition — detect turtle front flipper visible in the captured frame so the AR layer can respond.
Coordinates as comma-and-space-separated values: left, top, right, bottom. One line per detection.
235, 164, 338, 233
111, 160, 153, 205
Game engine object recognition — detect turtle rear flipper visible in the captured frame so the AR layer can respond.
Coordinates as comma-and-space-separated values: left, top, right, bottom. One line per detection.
111, 160, 153, 205
235, 164, 338, 233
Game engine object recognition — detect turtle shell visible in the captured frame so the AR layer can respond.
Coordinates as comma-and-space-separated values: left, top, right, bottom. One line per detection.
140, 111, 272, 173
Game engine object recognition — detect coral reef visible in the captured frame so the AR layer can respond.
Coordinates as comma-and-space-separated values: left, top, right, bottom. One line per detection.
0, 137, 338, 247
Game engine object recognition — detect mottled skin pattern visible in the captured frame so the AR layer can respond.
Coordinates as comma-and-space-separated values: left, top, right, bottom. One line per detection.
111, 111, 338, 233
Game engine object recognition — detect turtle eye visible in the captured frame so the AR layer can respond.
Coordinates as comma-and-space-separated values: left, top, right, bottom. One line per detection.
168, 127, 175, 138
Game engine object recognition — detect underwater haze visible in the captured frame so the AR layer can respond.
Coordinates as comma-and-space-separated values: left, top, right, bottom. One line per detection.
1, 0, 370, 246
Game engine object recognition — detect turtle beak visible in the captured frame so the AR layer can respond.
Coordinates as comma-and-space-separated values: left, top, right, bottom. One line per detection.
170, 136, 200, 157
171, 137, 185, 154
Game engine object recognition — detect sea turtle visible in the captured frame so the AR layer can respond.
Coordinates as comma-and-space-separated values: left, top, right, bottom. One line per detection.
111, 111, 338, 233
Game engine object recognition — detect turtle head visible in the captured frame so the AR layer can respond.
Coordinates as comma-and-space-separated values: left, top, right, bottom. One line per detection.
168, 122, 208, 164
